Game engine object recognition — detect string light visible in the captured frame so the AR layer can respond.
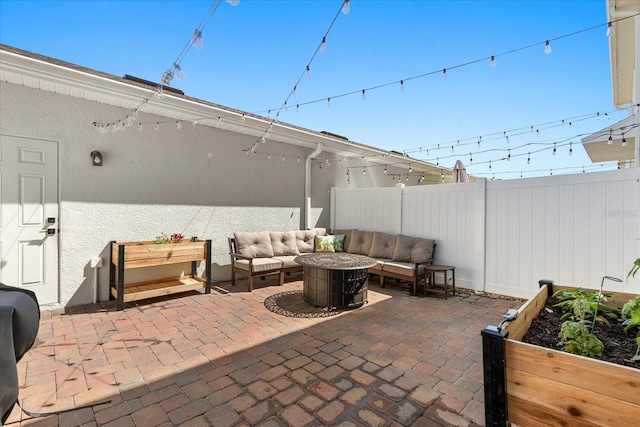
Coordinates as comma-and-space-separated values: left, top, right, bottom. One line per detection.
544, 40, 551, 54
361, 89, 366, 100
527, 152, 530, 164
327, 97, 331, 107
442, 68, 447, 79
622, 133, 627, 147
552, 143, 556, 156
607, 21, 615, 37
342, 0, 350, 14
282, 155, 286, 162
306, 65, 312, 80
490, 55, 496, 68
176, 121, 182, 129
384, 165, 387, 174
400, 80, 404, 92
320, 36, 327, 53
363, 166, 366, 175
569, 142, 573, 156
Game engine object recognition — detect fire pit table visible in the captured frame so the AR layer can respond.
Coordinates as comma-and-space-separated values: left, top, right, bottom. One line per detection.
294, 253, 377, 310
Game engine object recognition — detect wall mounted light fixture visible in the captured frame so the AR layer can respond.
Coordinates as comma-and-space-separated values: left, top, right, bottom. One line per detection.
90, 151, 103, 166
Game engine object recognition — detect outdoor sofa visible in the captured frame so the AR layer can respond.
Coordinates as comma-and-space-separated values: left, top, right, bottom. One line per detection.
228, 229, 436, 293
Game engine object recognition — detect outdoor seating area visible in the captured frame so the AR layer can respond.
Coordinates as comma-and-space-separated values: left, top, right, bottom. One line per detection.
5, 275, 520, 427
228, 228, 437, 296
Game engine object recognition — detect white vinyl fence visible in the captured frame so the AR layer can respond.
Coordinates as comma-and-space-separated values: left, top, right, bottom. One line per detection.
330, 168, 640, 299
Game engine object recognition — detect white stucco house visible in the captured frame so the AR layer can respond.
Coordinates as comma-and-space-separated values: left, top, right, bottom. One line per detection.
0, 44, 452, 308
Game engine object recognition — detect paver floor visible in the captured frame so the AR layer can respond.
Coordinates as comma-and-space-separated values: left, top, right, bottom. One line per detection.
5, 274, 520, 426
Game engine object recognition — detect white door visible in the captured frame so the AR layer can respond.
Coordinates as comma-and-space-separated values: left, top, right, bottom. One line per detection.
0, 135, 59, 305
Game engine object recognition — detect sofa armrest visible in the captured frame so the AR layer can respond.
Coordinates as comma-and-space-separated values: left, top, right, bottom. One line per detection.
229, 252, 253, 261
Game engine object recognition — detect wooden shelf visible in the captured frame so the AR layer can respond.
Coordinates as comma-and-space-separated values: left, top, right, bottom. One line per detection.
110, 239, 212, 310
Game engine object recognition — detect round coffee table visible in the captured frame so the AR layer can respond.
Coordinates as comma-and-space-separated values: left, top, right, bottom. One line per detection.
294, 253, 377, 310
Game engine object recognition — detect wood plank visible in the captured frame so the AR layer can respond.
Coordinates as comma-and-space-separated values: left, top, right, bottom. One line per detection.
503, 284, 548, 341
508, 395, 600, 427
506, 340, 640, 406
109, 276, 205, 302
551, 284, 637, 309
506, 367, 640, 426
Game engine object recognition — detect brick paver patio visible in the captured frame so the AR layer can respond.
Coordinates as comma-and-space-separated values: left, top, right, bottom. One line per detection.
5, 274, 520, 426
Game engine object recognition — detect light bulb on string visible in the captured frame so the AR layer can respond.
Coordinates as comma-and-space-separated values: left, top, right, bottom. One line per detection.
306, 65, 311, 79
191, 29, 203, 49
527, 153, 531, 164
241, 114, 246, 122
490, 55, 496, 68
176, 121, 182, 129
596, 112, 601, 120
607, 21, 615, 37
442, 68, 447, 79
327, 98, 331, 108
138, 123, 143, 131
320, 36, 327, 53
552, 143, 557, 156
508, 149, 511, 161
363, 167, 366, 175
569, 142, 573, 156
342, 0, 350, 14
293, 86, 297, 98
400, 80, 404, 92
192, 120, 198, 126
544, 40, 551, 54
406, 176, 409, 182
489, 161, 492, 170
622, 133, 628, 147
605, 113, 610, 119
408, 165, 412, 173
296, 104, 300, 114
384, 166, 387, 174
155, 122, 160, 131
282, 155, 286, 162
469, 153, 472, 164
173, 63, 186, 80
361, 90, 366, 100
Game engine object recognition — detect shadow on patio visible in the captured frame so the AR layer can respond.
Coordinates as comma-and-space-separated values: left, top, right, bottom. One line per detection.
6, 274, 520, 426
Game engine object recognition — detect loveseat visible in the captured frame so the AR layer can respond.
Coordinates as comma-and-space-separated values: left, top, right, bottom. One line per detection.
228, 229, 327, 291
228, 228, 436, 294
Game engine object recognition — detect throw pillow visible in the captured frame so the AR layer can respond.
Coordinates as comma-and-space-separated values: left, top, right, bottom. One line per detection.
315, 235, 335, 253
332, 234, 345, 252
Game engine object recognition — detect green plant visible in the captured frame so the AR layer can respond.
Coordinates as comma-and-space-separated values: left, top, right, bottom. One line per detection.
557, 320, 604, 358
553, 288, 618, 326
154, 233, 171, 244
621, 296, 640, 362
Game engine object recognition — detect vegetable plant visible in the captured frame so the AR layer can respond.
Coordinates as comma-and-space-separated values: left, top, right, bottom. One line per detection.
621, 296, 640, 362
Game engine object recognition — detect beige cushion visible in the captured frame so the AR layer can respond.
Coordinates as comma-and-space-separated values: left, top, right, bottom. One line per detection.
270, 231, 300, 256
234, 257, 282, 273
368, 232, 397, 259
296, 230, 319, 253
368, 258, 386, 271
272, 255, 301, 268
411, 238, 435, 263
234, 231, 274, 258
392, 234, 417, 262
309, 227, 327, 236
347, 230, 374, 255
382, 261, 425, 277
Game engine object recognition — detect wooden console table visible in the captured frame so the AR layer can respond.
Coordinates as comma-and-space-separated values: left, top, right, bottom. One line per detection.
110, 239, 211, 310
423, 265, 456, 299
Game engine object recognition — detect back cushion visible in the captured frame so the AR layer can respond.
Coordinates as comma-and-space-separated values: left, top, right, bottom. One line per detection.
347, 230, 374, 255
368, 232, 397, 259
270, 231, 300, 256
392, 234, 417, 262
234, 231, 274, 258
296, 230, 318, 253
411, 238, 435, 263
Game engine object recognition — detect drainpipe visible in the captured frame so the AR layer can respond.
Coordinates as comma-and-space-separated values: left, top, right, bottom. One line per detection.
305, 143, 324, 229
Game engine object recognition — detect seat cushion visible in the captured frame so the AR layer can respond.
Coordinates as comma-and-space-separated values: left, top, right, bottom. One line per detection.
235, 231, 275, 258
270, 231, 300, 256
272, 255, 302, 268
369, 232, 396, 259
368, 258, 386, 271
382, 261, 424, 277
234, 257, 283, 273
347, 230, 374, 255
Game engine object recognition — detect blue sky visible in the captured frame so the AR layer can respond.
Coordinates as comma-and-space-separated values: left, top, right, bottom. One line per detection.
0, 0, 627, 179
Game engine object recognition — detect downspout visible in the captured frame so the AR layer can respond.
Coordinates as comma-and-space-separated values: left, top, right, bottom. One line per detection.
305, 143, 324, 229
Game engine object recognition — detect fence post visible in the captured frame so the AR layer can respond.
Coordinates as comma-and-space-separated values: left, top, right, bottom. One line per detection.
539, 279, 554, 298
482, 325, 509, 427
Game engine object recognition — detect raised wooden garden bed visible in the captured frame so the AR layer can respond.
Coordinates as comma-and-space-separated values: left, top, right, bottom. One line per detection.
110, 239, 211, 310
482, 280, 640, 426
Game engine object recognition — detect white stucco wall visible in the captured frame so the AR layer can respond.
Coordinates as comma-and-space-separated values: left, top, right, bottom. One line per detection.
1, 81, 422, 307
